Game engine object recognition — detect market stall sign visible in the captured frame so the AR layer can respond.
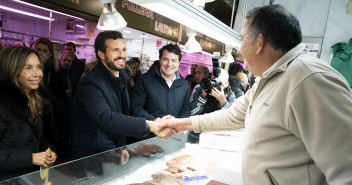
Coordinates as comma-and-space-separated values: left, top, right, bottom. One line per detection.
118, 0, 180, 41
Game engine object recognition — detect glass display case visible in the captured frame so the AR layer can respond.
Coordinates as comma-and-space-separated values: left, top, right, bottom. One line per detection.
1, 133, 242, 185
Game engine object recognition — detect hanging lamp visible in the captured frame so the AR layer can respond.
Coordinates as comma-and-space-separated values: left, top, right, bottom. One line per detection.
221, 44, 235, 63
97, 0, 127, 30
183, 27, 202, 53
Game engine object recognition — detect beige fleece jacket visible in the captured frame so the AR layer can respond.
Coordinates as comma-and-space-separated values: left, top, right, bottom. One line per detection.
190, 44, 352, 185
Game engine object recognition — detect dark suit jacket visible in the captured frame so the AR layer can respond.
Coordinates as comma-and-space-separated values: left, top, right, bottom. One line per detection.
70, 62, 147, 160
130, 63, 191, 120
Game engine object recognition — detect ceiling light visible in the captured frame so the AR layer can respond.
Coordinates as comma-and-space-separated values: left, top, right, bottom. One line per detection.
123, 30, 132, 33
183, 27, 202, 53
128, 0, 241, 49
140, 34, 148, 38
97, 0, 127, 30
221, 45, 234, 63
76, 24, 85, 29
0, 5, 55, 21
135, 39, 142, 42
13, 0, 83, 20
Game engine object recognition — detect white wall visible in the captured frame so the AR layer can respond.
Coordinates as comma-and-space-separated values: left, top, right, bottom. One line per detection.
234, 0, 352, 63
321, 0, 352, 63
141, 39, 162, 61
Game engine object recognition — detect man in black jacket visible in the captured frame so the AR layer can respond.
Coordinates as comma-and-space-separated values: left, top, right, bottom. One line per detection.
64, 42, 86, 80
130, 44, 191, 134
228, 63, 246, 98
70, 31, 174, 160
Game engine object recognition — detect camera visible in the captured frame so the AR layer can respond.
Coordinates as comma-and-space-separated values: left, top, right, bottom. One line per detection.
200, 58, 222, 93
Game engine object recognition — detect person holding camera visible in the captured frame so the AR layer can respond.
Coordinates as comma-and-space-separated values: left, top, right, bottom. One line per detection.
190, 68, 236, 116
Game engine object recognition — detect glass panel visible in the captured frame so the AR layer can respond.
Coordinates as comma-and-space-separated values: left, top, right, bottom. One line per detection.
1, 133, 191, 185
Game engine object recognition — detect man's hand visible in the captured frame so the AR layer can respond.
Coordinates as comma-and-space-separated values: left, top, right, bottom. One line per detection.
148, 120, 176, 139
158, 116, 193, 133
209, 87, 226, 106
119, 149, 129, 165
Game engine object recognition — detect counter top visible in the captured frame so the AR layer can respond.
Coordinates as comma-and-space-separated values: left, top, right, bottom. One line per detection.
1, 132, 243, 185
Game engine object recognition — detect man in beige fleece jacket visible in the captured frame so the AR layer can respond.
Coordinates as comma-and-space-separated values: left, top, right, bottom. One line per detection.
159, 4, 352, 185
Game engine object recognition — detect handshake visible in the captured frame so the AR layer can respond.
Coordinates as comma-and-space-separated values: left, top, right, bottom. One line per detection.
147, 115, 193, 139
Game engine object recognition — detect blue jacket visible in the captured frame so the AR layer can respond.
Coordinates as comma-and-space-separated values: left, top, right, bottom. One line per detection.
130, 63, 191, 120
70, 62, 147, 160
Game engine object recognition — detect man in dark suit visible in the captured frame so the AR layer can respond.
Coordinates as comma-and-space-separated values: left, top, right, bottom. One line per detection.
64, 42, 86, 80
70, 31, 174, 159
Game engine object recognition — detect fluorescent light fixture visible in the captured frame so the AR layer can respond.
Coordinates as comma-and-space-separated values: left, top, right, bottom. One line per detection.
221, 45, 234, 63
128, 0, 241, 49
97, 0, 127, 30
184, 27, 202, 53
0, 5, 54, 21
140, 34, 148, 38
135, 39, 142, 42
13, 0, 83, 20
123, 30, 132, 33
76, 24, 85, 29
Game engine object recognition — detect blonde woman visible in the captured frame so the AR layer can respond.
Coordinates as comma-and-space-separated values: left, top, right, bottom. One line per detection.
0, 46, 56, 181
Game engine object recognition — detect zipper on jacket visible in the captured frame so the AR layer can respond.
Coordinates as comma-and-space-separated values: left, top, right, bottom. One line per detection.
167, 89, 170, 115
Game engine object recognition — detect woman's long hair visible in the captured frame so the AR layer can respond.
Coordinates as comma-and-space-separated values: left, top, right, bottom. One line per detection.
0, 46, 44, 120
35, 38, 59, 72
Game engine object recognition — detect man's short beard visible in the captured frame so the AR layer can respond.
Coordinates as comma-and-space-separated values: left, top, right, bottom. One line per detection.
104, 54, 126, 72
106, 60, 125, 71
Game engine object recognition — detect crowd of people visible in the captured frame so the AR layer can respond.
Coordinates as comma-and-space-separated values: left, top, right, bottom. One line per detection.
0, 30, 248, 181
1, 4, 352, 184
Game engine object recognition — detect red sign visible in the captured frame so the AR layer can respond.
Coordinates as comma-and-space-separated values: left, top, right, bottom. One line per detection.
156, 40, 162, 48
